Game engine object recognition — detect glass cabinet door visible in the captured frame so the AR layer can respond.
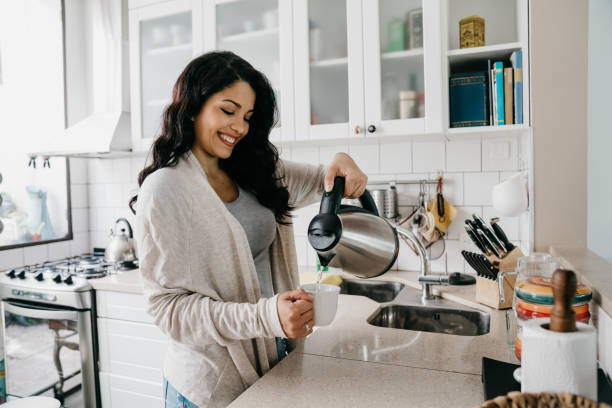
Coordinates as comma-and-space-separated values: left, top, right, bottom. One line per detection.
212, 0, 293, 142
293, 0, 364, 140
363, 0, 441, 136
130, 0, 196, 151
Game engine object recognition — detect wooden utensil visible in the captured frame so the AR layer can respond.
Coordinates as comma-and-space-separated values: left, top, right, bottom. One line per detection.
549, 269, 577, 333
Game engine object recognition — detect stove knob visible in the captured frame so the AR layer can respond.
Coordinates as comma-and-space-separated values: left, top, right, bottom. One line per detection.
63, 276, 74, 285
5, 269, 16, 279
16, 270, 26, 279
34, 272, 44, 281
53, 274, 62, 284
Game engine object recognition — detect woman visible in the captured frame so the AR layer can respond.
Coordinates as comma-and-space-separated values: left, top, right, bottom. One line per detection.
131, 51, 367, 407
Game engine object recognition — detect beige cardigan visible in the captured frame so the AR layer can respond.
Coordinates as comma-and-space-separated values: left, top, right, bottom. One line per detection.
135, 151, 325, 407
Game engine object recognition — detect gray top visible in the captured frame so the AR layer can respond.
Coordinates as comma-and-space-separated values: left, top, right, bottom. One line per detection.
225, 186, 276, 298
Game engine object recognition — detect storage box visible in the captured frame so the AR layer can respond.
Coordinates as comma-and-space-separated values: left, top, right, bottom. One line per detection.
459, 15, 485, 48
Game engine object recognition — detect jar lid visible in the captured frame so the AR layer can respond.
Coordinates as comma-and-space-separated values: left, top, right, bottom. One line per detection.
515, 276, 592, 305
399, 90, 417, 99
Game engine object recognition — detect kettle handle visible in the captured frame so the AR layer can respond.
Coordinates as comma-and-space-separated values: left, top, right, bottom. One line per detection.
114, 218, 134, 238
320, 176, 379, 216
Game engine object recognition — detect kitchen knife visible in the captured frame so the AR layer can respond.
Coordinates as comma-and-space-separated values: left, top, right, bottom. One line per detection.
490, 218, 515, 251
475, 253, 499, 280
475, 229, 502, 259
466, 251, 495, 279
472, 214, 507, 254
462, 251, 487, 278
464, 224, 488, 255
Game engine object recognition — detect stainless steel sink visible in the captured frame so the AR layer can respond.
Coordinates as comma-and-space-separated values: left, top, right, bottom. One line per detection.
339, 279, 404, 303
367, 304, 491, 336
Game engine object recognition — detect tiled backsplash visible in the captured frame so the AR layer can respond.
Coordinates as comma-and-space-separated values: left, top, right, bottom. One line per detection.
0, 134, 531, 275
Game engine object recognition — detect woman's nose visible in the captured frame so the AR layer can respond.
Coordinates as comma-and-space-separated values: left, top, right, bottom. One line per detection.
230, 118, 248, 136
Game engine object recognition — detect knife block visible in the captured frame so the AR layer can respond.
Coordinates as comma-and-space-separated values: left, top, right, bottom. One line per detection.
476, 247, 524, 309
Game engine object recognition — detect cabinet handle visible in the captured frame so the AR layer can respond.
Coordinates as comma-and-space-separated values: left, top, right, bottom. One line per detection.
354, 125, 361, 135
367, 125, 376, 133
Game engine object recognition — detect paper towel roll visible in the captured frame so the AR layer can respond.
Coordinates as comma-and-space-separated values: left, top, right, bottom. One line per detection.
521, 317, 597, 400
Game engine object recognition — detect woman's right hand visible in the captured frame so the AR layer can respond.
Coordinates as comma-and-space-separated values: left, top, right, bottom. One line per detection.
277, 290, 315, 338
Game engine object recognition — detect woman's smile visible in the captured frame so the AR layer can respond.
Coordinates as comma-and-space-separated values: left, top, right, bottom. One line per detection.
218, 132, 238, 147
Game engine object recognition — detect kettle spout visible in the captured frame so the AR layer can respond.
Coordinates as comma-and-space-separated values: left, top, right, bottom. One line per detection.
317, 252, 336, 268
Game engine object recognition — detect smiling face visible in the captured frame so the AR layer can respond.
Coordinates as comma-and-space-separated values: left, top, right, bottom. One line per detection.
192, 80, 255, 162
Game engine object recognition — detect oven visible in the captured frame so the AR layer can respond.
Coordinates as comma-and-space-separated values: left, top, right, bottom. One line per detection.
0, 260, 103, 407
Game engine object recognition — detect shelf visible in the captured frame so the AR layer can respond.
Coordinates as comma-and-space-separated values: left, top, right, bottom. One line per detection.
447, 42, 523, 64
447, 124, 529, 135
219, 27, 278, 43
146, 43, 191, 56
310, 57, 348, 68
381, 48, 423, 60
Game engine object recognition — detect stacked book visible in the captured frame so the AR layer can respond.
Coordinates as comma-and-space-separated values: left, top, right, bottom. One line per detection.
449, 50, 523, 128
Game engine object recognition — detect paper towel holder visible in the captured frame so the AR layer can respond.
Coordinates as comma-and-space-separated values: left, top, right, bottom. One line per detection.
549, 269, 577, 333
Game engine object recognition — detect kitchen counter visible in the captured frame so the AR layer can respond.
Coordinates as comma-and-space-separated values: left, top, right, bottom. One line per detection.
88, 268, 144, 294
551, 246, 612, 316
229, 271, 518, 407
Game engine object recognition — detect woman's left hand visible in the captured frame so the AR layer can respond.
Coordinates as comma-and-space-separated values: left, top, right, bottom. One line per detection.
324, 152, 368, 198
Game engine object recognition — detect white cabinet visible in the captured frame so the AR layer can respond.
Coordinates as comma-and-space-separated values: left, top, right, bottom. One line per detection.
293, 0, 443, 141
96, 290, 167, 408
202, 0, 295, 143
129, 0, 203, 152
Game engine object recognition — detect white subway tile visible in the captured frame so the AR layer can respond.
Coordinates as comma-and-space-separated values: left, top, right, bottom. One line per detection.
97, 208, 116, 232
72, 208, 89, 233
500, 171, 522, 182
446, 138, 481, 172
482, 137, 519, 171
379, 142, 411, 174
131, 157, 147, 184
70, 232, 90, 256
349, 143, 379, 174
439, 173, 463, 206
48, 241, 70, 261
106, 183, 125, 208
292, 203, 318, 237
444, 240, 465, 273
0, 249, 24, 270
319, 145, 348, 165
111, 159, 132, 183
397, 239, 421, 271
482, 206, 520, 241
87, 159, 102, 184
91, 230, 108, 250
69, 158, 88, 184
123, 183, 140, 212
464, 172, 499, 206
395, 173, 430, 207
291, 146, 319, 164
413, 141, 445, 173
88, 184, 106, 208
71, 184, 88, 209
23, 245, 48, 265
447, 206, 482, 240
88, 159, 113, 184
88, 208, 99, 234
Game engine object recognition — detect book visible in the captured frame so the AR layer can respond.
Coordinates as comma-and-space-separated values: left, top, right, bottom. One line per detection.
494, 61, 505, 125
449, 72, 490, 128
407, 8, 423, 49
491, 68, 497, 125
487, 60, 493, 125
387, 18, 405, 51
510, 50, 523, 124
504, 67, 513, 124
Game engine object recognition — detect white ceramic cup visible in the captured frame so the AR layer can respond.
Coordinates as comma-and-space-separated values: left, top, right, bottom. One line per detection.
300, 283, 340, 326
491, 173, 528, 216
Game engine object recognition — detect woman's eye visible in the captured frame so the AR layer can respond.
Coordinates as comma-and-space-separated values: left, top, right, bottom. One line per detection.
221, 108, 234, 115
244, 117, 251, 123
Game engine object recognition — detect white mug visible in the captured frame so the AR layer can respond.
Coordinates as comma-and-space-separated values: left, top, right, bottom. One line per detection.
300, 283, 340, 326
491, 173, 528, 216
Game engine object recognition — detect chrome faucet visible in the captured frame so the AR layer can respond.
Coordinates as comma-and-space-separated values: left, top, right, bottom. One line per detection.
394, 217, 452, 303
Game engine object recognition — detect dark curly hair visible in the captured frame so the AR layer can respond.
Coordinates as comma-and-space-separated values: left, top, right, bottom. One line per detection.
129, 51, 292, 223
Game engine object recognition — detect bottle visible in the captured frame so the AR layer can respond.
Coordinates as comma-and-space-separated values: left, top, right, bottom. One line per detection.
399, 90, 417, 119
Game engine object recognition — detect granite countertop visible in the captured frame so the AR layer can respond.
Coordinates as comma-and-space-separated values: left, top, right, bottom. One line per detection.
228, 271, 518, 407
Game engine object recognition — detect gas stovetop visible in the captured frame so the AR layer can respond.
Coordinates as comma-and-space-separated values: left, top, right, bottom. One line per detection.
0, 252, 138, 293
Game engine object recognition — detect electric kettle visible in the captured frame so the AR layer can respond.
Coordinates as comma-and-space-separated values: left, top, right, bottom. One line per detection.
105, 218, 137, 264
307, 177, 400, 278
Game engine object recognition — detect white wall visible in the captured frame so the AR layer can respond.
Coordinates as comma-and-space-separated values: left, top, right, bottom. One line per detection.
82, 134, 529, 275
587, 0, 612, 263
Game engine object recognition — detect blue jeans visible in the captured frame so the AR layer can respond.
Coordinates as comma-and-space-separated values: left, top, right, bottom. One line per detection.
164, 378, 199, 408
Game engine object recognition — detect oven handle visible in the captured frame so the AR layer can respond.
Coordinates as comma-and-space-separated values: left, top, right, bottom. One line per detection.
3, 300, 78, 321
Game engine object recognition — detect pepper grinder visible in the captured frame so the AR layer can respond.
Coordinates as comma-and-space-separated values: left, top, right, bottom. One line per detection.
521, 269, 597, 399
